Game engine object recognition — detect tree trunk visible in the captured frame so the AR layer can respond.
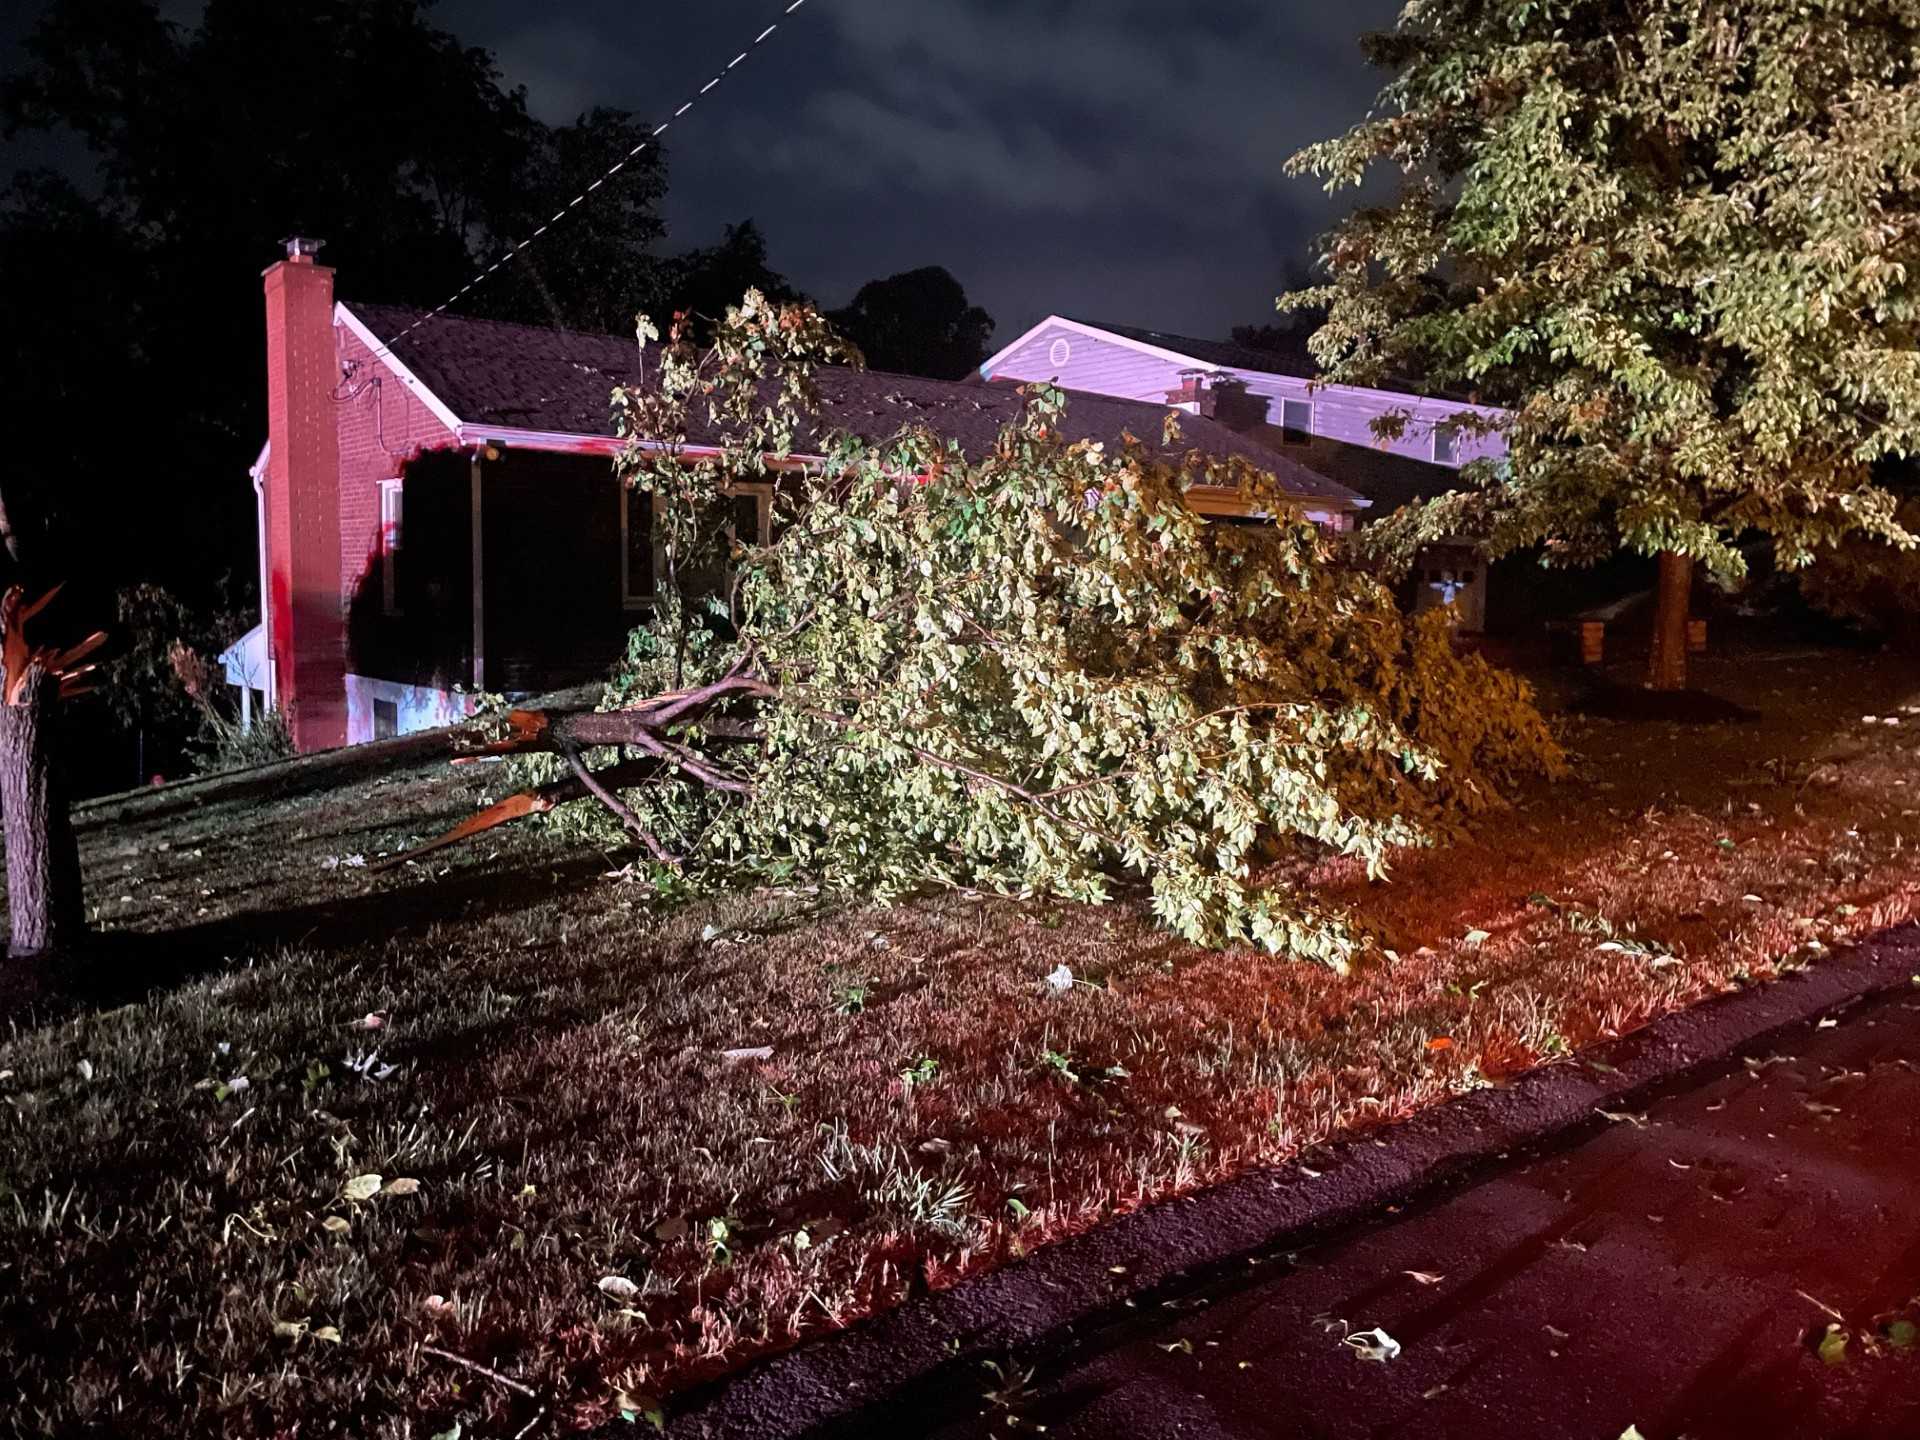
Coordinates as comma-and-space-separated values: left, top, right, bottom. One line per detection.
0, 664, 86, 957
1646, 549, 1692, 692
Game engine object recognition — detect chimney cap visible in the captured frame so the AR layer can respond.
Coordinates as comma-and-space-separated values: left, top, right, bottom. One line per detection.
283, 236, 327, 262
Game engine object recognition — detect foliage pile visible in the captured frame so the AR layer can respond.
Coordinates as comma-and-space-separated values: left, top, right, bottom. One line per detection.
484, 294, 1563, 968
1288, 0, 1920, 608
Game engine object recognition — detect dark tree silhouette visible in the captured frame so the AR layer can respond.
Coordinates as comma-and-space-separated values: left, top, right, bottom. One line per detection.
664, 220, 805, 330
830, 266, 994, 380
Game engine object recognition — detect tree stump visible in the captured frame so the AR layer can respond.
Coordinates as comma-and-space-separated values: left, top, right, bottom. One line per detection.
0, 663, 85, 957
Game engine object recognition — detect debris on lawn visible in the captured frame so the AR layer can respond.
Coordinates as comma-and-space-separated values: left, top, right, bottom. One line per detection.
1343, 1327, 1403, 1362
11, 646, 1920, 1436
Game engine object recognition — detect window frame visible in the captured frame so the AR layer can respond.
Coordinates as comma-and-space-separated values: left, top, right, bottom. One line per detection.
1432, 422, 1460, 467
1278, 397, 1315, 447
620, 483, 773, 611
378, 478, 403, 616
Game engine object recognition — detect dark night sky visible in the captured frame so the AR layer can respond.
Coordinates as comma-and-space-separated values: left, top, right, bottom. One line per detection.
2, 0, 1407, 345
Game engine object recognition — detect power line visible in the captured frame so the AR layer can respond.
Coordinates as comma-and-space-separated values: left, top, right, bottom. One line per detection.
364, 0, 816, 367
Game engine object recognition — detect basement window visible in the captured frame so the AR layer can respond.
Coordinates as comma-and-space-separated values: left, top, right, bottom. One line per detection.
1279, 398, 1314, 446
379, 479, 403, 615
373, 698, 399, 740
1433, 422, 1460, 466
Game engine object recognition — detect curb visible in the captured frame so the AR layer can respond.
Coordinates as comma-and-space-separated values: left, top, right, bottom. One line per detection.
658, 924, 1920, 1439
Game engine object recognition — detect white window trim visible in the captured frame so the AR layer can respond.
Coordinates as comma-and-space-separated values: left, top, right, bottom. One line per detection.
379, 478, 403, 616
1432, 422, 1460, 467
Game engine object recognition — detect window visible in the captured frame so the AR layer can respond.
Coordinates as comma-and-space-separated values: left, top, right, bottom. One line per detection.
1279, 398, 1314, 446
728, 488, 770, 547
372, 698, 399, 740
1433, 422, 1460, 466
620, 483, 654, 609
621, 485, 767, 609
379, 479, 403, 615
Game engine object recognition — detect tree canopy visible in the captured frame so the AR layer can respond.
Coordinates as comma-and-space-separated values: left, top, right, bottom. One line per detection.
1287, 0, 1920, 677
830, 265, 995, 380
660, 219, 807, 332
436, 294, 1564, 968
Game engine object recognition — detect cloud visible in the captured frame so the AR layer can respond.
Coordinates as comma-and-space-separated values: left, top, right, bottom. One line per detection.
456, 0, 1408, 337
711, 0, 1402, 230
758, 89, 1110, 214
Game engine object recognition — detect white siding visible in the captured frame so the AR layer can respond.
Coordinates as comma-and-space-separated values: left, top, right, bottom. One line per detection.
988, 321, 1508, 471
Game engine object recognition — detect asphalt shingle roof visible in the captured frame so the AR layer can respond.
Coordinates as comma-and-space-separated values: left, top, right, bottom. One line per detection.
348, 303, 1365, 509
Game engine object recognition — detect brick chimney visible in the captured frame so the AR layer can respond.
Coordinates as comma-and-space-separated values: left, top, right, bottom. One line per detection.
262, 237, 347, 751
1165, 370, 1265, 432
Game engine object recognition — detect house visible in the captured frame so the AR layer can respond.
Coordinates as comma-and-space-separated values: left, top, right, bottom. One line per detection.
232, 243, 1368, 753
980, 316, 1511, 632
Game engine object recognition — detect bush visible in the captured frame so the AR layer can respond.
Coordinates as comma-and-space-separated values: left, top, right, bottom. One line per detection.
167, 641, 294, 775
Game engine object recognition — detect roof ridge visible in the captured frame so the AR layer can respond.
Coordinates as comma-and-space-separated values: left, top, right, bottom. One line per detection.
345, 300, 635, 352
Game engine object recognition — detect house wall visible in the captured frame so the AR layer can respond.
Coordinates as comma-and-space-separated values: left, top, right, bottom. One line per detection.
345, 674, 478, 744
327, 315, 470, 744
332, 315, 461, 620
986, 322, 1507, 472
480, 448, 633, 695
344, 446, 476, 716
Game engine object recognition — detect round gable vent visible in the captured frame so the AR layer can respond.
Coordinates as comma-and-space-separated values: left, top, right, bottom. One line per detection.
1048, 338, 1072, 369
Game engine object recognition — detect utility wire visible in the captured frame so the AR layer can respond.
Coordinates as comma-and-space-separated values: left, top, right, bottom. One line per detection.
363, 0, 815, 367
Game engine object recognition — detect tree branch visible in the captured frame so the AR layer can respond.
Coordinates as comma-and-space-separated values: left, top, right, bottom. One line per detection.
558, 740, 678, 866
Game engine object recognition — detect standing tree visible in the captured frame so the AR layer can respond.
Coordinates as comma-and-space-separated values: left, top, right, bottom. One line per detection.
1286, 0, 1920, 689
664, 219, 805, 331
393, 294, 1563, 969
830, 265, 996, 380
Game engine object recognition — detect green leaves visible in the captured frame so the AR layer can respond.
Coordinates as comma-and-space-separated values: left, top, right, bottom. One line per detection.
1291, 0, 1920, 599
557, 292, 1564, 968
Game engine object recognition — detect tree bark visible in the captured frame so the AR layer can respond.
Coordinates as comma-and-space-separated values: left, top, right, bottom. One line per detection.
0, 664, 86, 957
1646, 549, 1692, 692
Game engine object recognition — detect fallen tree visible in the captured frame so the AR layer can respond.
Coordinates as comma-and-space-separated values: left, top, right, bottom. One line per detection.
395, 294, 1564, 967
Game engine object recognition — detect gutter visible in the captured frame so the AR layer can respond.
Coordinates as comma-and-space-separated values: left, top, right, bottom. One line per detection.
453, 424, 812, 469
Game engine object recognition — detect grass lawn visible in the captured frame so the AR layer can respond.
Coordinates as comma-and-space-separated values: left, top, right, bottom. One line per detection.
6, 638, 1920, 1436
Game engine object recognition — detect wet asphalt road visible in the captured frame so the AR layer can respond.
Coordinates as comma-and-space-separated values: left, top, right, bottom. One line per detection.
896, 984, 1920, 1440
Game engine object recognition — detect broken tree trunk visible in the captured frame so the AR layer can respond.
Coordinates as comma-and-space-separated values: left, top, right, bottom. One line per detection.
0, 662, 84, 956
378, 652, 774, 871
0, 586, 103, 959
1646, 550, 1692, 692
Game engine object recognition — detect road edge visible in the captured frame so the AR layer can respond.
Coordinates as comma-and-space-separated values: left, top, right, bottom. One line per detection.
660, 926, 1920, 1439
